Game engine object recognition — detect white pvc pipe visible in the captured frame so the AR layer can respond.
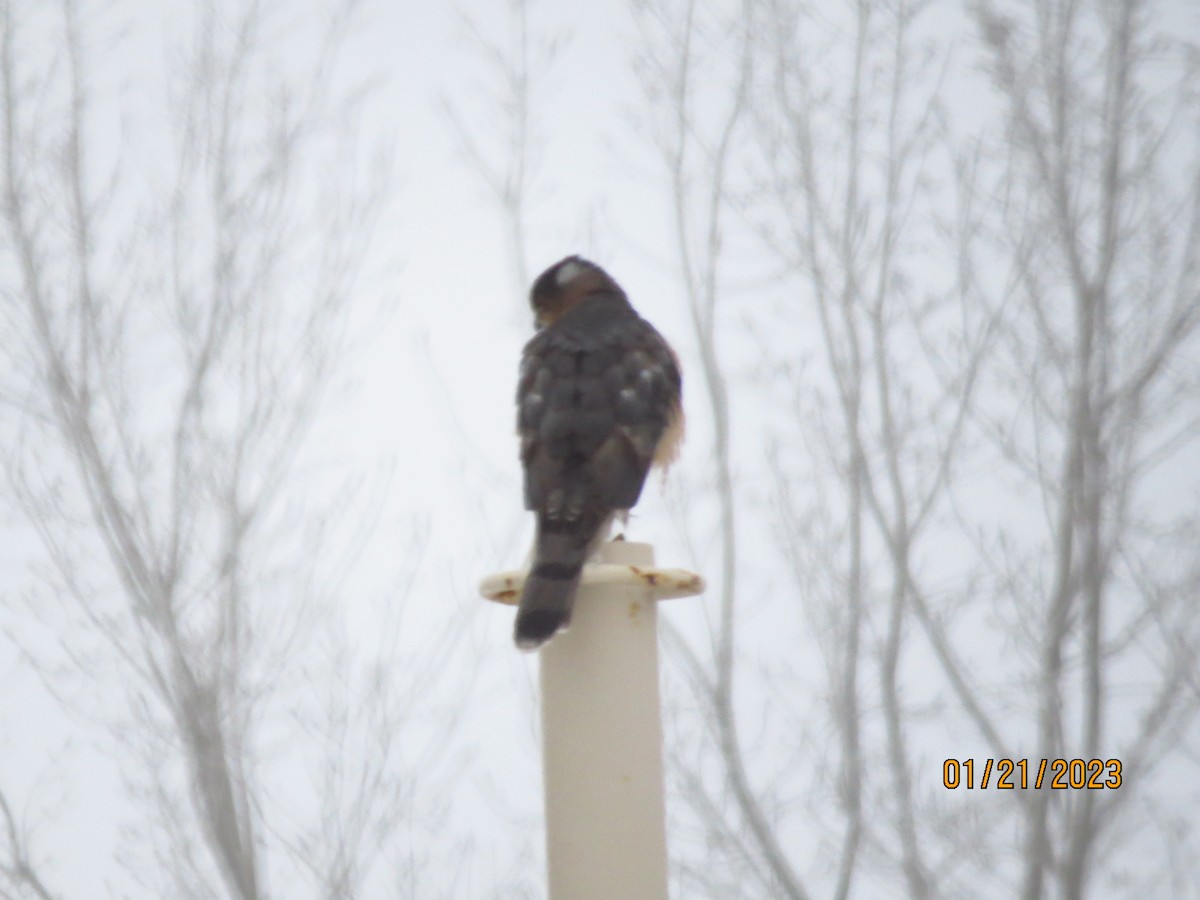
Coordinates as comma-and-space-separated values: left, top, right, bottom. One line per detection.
477, 542, 700, 900
480, 541, 704, 900
541, 539, 665, 900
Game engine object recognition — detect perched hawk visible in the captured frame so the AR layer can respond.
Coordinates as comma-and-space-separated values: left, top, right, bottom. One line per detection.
514, 256, 683, 650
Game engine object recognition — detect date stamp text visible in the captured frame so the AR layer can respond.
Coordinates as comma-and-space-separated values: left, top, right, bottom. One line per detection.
942, 758, 1122, 790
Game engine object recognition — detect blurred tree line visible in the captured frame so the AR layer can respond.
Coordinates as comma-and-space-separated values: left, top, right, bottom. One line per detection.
0, 1, 461, 897
631, 0, 1200, 896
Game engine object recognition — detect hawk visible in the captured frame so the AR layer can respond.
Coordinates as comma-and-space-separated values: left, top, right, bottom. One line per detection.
514, 256, 683, 650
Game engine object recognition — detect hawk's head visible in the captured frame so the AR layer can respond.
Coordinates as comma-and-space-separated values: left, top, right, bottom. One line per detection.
530, 255, 623, 329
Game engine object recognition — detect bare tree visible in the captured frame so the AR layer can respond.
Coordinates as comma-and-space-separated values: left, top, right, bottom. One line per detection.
0, 1, 447, 896
0, 789, 57, 900
971, 0, 1200, 896
633, 0, 821, 897
442, 0, 568, 300
758, 0, 994, 894
638, 0, 1200, 896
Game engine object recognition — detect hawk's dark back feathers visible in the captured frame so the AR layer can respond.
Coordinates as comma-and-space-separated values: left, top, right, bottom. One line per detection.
513, 256, 682, 649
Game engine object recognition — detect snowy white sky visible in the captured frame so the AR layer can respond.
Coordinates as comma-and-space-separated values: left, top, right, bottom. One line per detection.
3, 0, 1200, 896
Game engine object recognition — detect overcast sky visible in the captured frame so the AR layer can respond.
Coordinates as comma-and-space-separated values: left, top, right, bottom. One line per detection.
3, 0, 1200, 897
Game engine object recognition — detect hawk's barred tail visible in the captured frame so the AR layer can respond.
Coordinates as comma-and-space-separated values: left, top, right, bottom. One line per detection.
514, 510, 609, 650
